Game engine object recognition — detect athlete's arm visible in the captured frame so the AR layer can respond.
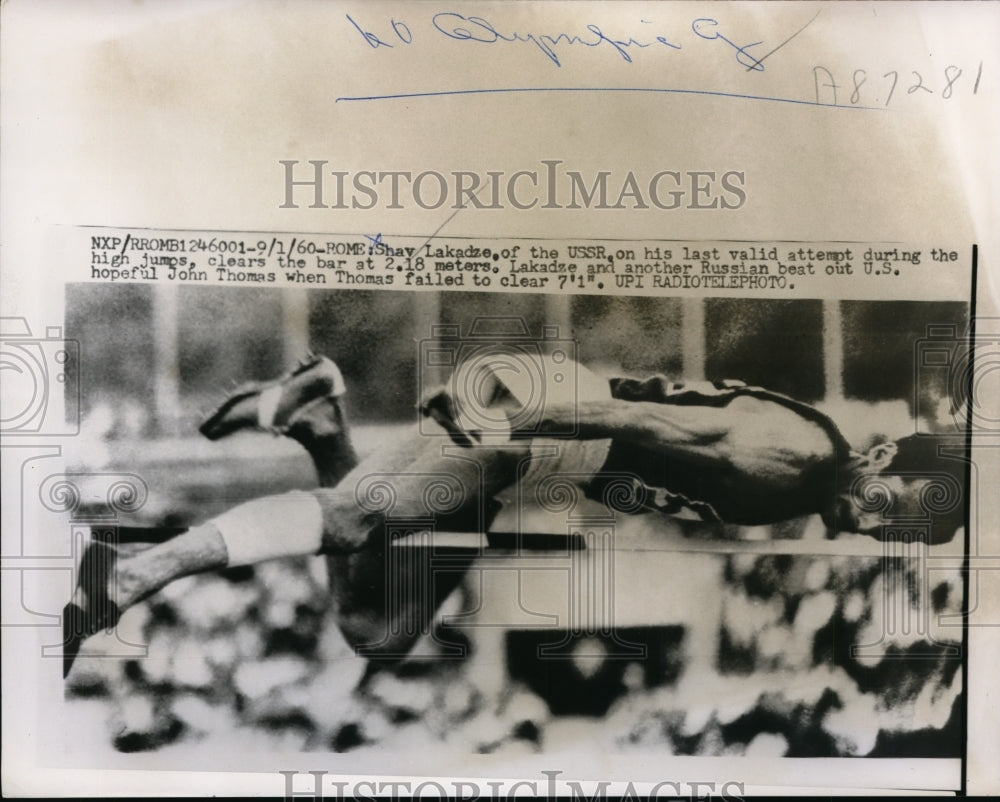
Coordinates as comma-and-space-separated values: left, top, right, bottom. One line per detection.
424, 387, 836, 487
539, 399, 726, 456
546, 396, 833, 479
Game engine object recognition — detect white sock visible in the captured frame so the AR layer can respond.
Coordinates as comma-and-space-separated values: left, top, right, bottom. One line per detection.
210, 490, 323, 566
256, 384, 283, 429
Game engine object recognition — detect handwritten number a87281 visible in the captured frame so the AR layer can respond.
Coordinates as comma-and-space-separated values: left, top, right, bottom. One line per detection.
815, 63, 981, 106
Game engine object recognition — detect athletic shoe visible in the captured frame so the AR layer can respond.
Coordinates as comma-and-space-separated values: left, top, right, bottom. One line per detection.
199, 354, 346, 440
63, 540, 120, 678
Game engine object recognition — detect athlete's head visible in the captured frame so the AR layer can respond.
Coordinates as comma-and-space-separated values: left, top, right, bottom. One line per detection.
840, 434, 966, 542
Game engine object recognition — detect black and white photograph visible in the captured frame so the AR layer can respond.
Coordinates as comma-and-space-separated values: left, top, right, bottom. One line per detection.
2, 1, 998, 796
55, 284, 971, 768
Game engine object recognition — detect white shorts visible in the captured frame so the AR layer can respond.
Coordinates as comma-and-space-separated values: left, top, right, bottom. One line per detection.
491, 351, 613, 488
519, 435, 613, 488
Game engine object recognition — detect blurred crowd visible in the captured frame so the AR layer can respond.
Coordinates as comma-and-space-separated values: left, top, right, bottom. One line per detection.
67, 545, 963, 758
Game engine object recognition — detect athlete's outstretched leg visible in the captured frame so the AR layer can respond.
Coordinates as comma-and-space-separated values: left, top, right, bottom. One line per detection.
198, 353, 499, 662
62, 523, 230, 677
66, 349, 607, 675
319, 433, 526, 659
64, 426, 528, 676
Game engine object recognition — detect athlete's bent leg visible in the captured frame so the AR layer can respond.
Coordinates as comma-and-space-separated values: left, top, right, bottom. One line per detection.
65, 429, 529, 674
319, 432, 530, 659
111, 432, 526, 605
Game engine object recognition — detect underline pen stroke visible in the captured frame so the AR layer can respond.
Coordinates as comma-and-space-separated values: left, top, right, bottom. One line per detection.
334, 85, 884, 111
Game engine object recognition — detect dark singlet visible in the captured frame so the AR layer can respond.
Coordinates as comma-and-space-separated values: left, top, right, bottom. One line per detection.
587, 375, 855, 528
